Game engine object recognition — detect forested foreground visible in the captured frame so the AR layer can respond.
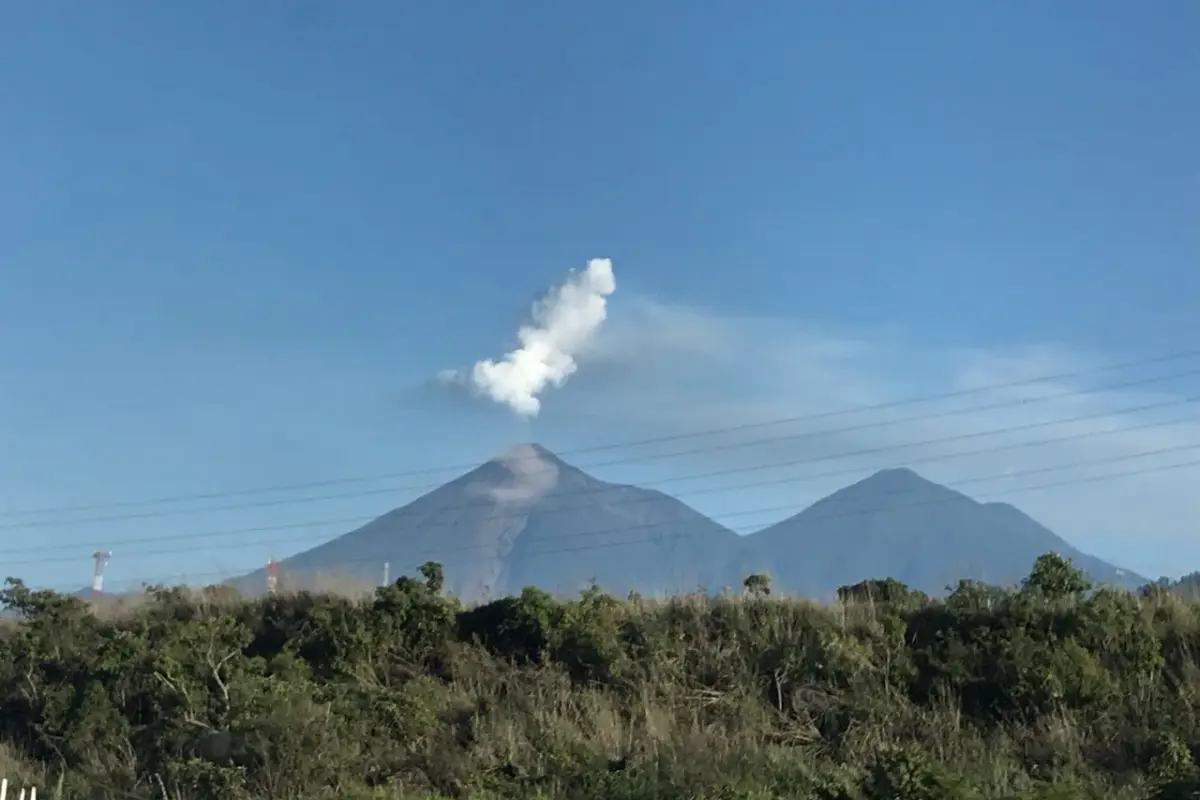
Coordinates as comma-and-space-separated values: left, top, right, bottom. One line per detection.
4, 556, 1200, 799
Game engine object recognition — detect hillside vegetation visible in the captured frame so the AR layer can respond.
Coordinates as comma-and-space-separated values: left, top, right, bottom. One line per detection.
3, 555, 1200, 799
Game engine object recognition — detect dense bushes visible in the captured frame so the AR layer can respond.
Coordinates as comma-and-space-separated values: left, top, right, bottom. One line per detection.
2, 553, 1200, 798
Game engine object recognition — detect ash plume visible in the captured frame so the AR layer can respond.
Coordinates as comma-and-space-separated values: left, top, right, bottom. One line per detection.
443, 258, 616, 416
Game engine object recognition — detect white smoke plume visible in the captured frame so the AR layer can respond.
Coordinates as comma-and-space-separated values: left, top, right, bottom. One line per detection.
448, 258, 616, 416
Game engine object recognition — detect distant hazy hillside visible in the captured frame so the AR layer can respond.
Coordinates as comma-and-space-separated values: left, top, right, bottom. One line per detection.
232, 444, 742, 602
738, 467, 1144, 598
229, 447, 1145, 603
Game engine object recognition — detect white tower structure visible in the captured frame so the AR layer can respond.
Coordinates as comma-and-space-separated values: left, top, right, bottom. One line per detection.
92, 551, 111, 595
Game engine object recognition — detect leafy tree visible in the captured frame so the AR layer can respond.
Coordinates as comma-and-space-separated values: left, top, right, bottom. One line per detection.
743, 572, 771, 598
418, 560, 445, 595
837, 577, 926, 607
1021, 552, 1091, 600
0, 552, 1197, 798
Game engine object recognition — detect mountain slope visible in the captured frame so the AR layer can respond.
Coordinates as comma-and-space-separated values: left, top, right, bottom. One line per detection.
738, 468, 1143, 598
233, 444, 742, 601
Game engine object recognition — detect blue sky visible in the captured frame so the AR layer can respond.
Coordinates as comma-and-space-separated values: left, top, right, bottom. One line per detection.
2, 1, 1197, 590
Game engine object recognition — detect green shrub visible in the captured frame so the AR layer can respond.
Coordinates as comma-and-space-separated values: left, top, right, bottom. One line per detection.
0, 555, 1197, 798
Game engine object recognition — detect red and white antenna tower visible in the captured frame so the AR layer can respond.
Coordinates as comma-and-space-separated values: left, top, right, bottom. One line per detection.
92, 550, 111, 596
266, 559, 279, 596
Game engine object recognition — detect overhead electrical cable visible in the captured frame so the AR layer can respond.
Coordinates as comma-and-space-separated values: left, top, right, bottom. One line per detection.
5, 347, 1200, 518
10, 442, 1200, 572
4, 370, 1198, 531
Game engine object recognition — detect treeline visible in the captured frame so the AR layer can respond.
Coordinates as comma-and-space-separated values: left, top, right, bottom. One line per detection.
1146, 571, 1200, 602
2, 555, 1200, 798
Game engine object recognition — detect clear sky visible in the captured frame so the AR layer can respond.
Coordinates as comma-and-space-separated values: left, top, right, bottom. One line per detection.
2, 1, 1198, 591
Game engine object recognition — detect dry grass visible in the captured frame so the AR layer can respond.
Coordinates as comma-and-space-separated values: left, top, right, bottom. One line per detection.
5, 560, 1199, 798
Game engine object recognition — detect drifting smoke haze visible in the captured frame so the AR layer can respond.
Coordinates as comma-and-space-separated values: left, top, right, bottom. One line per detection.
442, 258, 616, 416
477, 443, 560, 504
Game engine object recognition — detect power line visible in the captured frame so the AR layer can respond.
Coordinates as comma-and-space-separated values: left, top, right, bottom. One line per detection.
5, 368, 1199, 531
78, 454, 1198, 593
9, 440, 1199, 573
3, 397, 1196, 553
5, 347, 1200, 518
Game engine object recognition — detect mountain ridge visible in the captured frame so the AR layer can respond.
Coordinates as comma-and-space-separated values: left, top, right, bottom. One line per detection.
231, 442, 743, 601
739, 466, 1142, 597
230, 444, 1145, 601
